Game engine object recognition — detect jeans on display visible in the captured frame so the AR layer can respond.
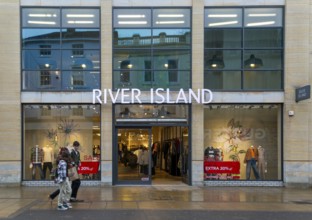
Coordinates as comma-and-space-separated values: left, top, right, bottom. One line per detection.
43, 162, 53, 179
32, 163, 44, 180
246, 159, 260, 180
58, 177, 72, 206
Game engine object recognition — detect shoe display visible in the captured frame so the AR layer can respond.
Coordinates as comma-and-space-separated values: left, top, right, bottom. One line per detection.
57, 205, 68, 211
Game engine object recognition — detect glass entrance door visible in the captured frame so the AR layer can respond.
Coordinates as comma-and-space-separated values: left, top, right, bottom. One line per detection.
181, 127, 190, 184
115, 127, 152, 184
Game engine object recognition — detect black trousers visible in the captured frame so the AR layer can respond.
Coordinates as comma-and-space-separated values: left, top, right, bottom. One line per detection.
71, 179, 81, 199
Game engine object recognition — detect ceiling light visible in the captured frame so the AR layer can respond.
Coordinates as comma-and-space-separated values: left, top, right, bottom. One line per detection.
29, 13, 57, 17
118, 14, 146, 18
118, 21, 147, 25
208, 14, 237, 18
28, 21, 56, 25
248, 13, 276, 17
158, 14, 184, 18
66, 14, 94, 18
67, 21, 94, 24
244, 54, 263, 69
246, 21, 275, 27
155, 21, 185, 24
208, 21, 238, 27
208, 55, 224, 69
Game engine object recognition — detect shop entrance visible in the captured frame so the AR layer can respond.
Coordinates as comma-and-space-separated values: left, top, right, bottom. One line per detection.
114, 126, 190, 185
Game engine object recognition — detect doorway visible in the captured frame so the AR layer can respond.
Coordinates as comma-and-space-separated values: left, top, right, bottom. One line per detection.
114, 126, 190, 185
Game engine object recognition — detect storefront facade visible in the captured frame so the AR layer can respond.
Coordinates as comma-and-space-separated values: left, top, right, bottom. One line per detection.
0, 0, 310, 187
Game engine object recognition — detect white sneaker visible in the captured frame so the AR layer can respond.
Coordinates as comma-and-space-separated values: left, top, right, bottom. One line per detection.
63, 203, 72, 209
57, 205, 68, 211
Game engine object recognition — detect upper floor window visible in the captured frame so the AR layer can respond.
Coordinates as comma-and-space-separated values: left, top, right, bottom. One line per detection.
204, 7, 283, 91
113, 8, 191, 91
21, 7, 100, 91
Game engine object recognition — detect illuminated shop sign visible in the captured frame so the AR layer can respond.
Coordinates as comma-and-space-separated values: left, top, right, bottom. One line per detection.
92, 88, 213, 104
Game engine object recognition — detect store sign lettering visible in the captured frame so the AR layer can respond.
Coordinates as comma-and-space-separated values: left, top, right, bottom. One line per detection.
92, 88, 213, 104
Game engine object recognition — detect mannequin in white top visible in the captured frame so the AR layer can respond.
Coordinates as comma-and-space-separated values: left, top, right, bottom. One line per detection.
257, 145, 267, 179
42, 145, 54, 179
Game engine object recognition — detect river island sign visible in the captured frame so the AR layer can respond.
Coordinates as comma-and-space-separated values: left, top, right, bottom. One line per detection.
93, 88, 213, 104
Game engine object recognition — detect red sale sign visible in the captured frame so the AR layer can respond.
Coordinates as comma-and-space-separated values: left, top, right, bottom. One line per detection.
204, 161, 240, 174
78, 161, 100, 174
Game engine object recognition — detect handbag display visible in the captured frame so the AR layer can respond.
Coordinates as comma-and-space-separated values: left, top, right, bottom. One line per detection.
68, 166, 79, 181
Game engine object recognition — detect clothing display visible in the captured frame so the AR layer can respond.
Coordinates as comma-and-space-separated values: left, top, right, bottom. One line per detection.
30, 145, 44, 180
257, 146, 267, 179
244, 146, 260, 180
43, 145, 54, 179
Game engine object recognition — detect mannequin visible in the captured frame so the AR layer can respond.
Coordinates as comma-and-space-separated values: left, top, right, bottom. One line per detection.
30, 145, 44, 180
42, 145, 54, 179
244, 145, 260, 180
257, 146, 267, 179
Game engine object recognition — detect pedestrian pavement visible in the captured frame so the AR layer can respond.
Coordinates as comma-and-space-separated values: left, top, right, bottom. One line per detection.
0, 184, 312, 219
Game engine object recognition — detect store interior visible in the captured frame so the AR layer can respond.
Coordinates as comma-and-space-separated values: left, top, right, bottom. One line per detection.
117, 126, 189, 185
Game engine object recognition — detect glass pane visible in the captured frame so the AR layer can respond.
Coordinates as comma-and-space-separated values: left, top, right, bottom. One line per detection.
245, 28, 283, 48
22, 70, 62, 91
22, 8, 60, 28
153, 8, 191, 28
113, 70, 152, 90
113, 29, 152, 48
22, 29, 61, 49
62, 8, 100, 28
22, 50, 61, 70
205, 50, 241, 70
152, 29, 191, 49
153, 49, 190, 70
244, 8, 283, 27
117, 128, 151, 182
61, 50, 100, 70
115, 105, 188, 120
204, 71, 241, 90
154, 70, 190, 90
62, 70, 100, 90
244, 50, 282, 70
113, 9, 152, 28
61, 29, 100, 49
23, 104, 101, 181
244, 71, 282, 90
205, 8, 242, 28
113, 49, 151, 70
204, 104, 281, 181
204, 29, 241, 48
113, 70, 190, 90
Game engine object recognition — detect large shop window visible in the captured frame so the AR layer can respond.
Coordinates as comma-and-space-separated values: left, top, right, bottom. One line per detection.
113, 8, 191, 90
204, 7, 283, 91
21, 8, 100, 91
23, 105, 101, 181
204, 104, 282, 181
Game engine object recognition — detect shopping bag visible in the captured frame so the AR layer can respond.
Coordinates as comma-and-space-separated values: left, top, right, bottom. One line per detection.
68, 167, 79, 181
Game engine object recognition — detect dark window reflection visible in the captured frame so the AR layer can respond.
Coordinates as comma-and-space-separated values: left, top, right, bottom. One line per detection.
204, 29, 241, 49
245, 29, 283, 48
